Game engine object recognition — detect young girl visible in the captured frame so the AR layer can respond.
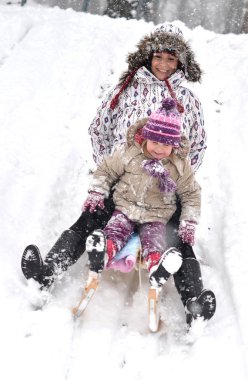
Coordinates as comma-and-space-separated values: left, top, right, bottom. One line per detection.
84, 98, 200, 289
21, 23, 215, 326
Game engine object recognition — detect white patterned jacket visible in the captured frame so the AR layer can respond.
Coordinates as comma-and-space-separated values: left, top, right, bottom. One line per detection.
88, 66, 206, 172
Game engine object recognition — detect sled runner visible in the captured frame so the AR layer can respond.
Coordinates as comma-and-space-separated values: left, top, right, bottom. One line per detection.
72, 272, 100, 319
72, 233, 162, 332
148, 287, 160, 332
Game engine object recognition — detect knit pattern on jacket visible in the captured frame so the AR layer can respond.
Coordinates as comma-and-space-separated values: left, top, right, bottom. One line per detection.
88, 67, 206, 172
89, 119, 201, 225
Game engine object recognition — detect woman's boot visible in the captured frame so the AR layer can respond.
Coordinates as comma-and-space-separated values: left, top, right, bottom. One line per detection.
173, 257, 216, 326
21, 229, 85, 288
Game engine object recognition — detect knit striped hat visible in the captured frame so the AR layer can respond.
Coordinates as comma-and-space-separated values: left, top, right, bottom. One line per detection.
142, 98, 181, 147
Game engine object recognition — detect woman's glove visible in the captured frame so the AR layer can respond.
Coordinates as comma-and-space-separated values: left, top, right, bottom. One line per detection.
178, 220, 196, 246
82, 191, 105, 213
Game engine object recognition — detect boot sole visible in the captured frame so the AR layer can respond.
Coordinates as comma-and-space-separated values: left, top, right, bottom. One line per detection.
21, 244, 43, 280
187, 289, 216, 322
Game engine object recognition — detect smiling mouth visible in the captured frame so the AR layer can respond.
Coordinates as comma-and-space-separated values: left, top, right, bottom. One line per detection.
156, 70, 170, 78
154, 152, 163, 157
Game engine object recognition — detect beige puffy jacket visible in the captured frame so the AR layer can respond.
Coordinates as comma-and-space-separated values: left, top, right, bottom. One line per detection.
89, 119, 201, 224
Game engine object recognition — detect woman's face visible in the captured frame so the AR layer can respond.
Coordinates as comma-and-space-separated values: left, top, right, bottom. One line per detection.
151, 52, 179, 80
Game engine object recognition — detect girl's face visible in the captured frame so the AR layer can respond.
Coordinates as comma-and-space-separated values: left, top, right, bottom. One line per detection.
151, 52, 179, 80
146, 140, 173, 160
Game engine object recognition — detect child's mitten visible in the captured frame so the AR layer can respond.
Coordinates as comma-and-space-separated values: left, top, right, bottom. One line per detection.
178, 220, 196, 246
82, 191, 105, 213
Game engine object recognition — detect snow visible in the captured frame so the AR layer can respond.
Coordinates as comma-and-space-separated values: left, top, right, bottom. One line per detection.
1, 3, 248, 380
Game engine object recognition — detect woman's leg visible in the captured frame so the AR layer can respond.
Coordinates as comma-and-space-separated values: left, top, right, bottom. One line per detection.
21, 196, 115, 287
70, 195, 115, 238
167, 200, 216, 325
166, 202, 204, 300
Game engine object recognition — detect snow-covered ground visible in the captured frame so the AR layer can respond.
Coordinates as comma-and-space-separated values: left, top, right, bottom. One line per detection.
1, 4, 248, 379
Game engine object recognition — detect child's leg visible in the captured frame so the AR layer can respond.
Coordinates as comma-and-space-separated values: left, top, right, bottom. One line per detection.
139, 222, 182, 288
103, 210, 135, 253
139, 221, 167, 258
86, 211, 135, 273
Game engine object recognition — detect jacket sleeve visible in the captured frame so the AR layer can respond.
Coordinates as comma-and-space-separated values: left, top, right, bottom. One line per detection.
184, 90, 207, 172
88, 146, 127, 197
176, 159, 201, 223
88, 86, 119, 166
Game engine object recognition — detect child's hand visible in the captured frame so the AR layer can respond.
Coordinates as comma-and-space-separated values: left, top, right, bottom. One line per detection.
82, 191, 105, 213
178, 220, 196, 246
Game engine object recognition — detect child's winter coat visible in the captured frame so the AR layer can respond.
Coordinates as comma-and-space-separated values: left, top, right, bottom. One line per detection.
88, 119, 201, 225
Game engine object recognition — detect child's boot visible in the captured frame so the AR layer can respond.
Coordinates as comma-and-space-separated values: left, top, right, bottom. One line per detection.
146, 247, 183, 288
86, 230, 117, 273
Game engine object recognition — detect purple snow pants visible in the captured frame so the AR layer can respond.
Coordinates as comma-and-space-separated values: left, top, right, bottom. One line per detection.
103, 210, 166, 257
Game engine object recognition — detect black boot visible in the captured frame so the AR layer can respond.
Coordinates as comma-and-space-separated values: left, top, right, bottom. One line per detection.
173, 257, 216, 326
86, 230, 107, 273
148, 247, 182, 288
21, 229, 85, 288
21, 244, 45, 282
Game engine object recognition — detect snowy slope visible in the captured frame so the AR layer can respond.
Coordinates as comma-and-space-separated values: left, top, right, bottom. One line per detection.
0, 4, 248, 380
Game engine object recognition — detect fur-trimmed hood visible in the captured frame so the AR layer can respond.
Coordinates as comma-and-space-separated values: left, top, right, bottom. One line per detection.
119, 25, 202, 85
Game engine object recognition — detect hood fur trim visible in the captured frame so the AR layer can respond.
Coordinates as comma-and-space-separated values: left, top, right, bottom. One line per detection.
120, 31, 202, 84
127, 118, 147, 147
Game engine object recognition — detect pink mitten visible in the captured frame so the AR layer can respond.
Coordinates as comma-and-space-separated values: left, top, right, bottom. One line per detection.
82, 191, 105, 213
178, 220, 196, 246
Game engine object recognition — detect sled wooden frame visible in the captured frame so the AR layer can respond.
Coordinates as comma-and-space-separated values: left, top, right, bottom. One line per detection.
72, 274, 100, 319
72, 246, 161, 332
135, 250, 161, 332
135, 249, 147, 270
